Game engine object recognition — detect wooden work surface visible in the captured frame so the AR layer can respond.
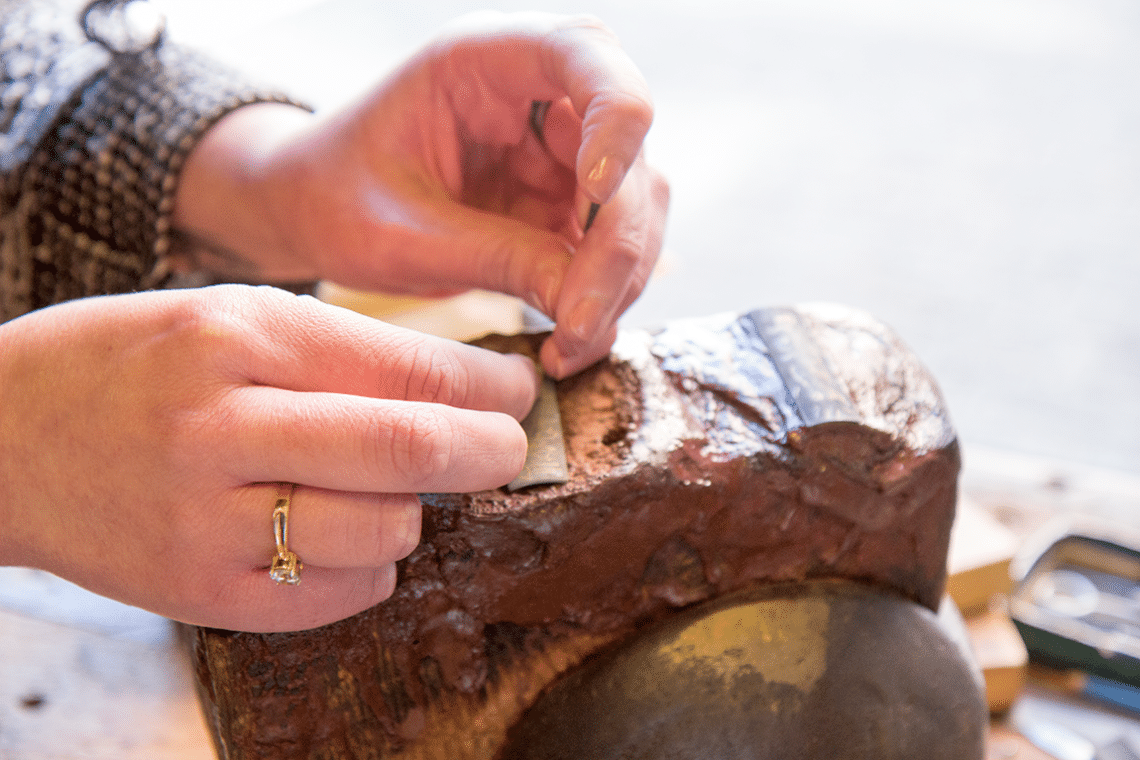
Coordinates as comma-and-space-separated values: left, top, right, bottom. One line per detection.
2, 448, 1139, 758
0, 596, 213, 759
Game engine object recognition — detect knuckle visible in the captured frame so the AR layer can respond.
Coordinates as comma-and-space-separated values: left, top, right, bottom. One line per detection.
398, 339, 471, 407
608, 228, 648, 271
470, 233, 523, 297
348, 523, 388, 566
380, 406, 457, 488
586, 87, 654, 133
558, 13, 615, 39
626, 266, 653, 306
422, 350, 468, 407
136, 307, 251, 468
161, 286, 269, 370
613, 93, 656, 130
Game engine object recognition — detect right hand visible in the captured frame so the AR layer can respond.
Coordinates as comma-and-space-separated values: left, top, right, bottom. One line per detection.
172, 11, 670, 380
0, 284, 537, 632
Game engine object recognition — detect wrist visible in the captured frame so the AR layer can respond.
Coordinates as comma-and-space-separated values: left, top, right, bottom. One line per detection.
0, 314, 46, 569
172, 102, 318, 282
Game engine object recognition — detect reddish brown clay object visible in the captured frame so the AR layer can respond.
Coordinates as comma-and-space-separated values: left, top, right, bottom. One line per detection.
186, 304, 970, 759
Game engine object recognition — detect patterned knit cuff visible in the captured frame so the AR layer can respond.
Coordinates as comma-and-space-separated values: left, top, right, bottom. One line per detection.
21, 41, 309, 303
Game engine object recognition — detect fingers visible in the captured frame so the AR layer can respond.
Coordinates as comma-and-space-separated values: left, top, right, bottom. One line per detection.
219, 385, 528, 493
542, 154, 670, 377
529, 14, 655, 203
183, 484, 418, 633
426, 13, 661, 376
230, 287, 539, 420
195, 563, 401, 633
542, 322, 619, 380
526, 96, 582, 174
372, 152, 667, 380
227, 484, 421, 570
140, 482, 414, 632
340, 195, 577, 318
437, 12, 653, 202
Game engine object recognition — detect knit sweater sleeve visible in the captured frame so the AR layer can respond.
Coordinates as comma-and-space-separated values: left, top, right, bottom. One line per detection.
0, 0, 307, 323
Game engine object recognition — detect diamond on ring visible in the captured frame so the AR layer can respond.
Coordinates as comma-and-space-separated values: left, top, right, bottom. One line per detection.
269, 483, 303, 585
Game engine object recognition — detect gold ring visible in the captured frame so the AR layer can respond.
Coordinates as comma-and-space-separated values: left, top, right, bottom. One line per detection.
269, 483, 303, 585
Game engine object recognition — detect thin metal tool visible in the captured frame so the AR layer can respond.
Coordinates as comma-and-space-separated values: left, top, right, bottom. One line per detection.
582, 201, 601, 232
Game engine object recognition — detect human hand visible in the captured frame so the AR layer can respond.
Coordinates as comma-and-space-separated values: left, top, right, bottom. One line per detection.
0, 285, 536, 632
173, 12, 670, 378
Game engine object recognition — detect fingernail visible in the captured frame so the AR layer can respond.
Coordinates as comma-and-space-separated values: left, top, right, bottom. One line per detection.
551, 336, 579, 379
538, 268, 561, 315
556, 333, 578, 358
506, 353, 541, 419
395, 500, 423, 559
539, 337, 566, 380
525, 278, 555, 314
551, 351, 571, 380
527, 248, 569, 314
547, 326, 580, 380
587, 154, 611, 187
585, 154, 625, 200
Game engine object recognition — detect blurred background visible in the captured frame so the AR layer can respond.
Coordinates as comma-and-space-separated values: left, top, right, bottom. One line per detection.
164, 0, 1140, 482
3, 2, 1140, 756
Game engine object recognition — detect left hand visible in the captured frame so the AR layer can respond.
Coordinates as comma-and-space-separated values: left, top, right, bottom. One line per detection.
173, 11, 670, 378
0, 285, 537, 631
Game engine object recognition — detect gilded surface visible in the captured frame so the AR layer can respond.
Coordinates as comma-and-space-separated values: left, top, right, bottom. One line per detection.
656, 597, 830, 694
